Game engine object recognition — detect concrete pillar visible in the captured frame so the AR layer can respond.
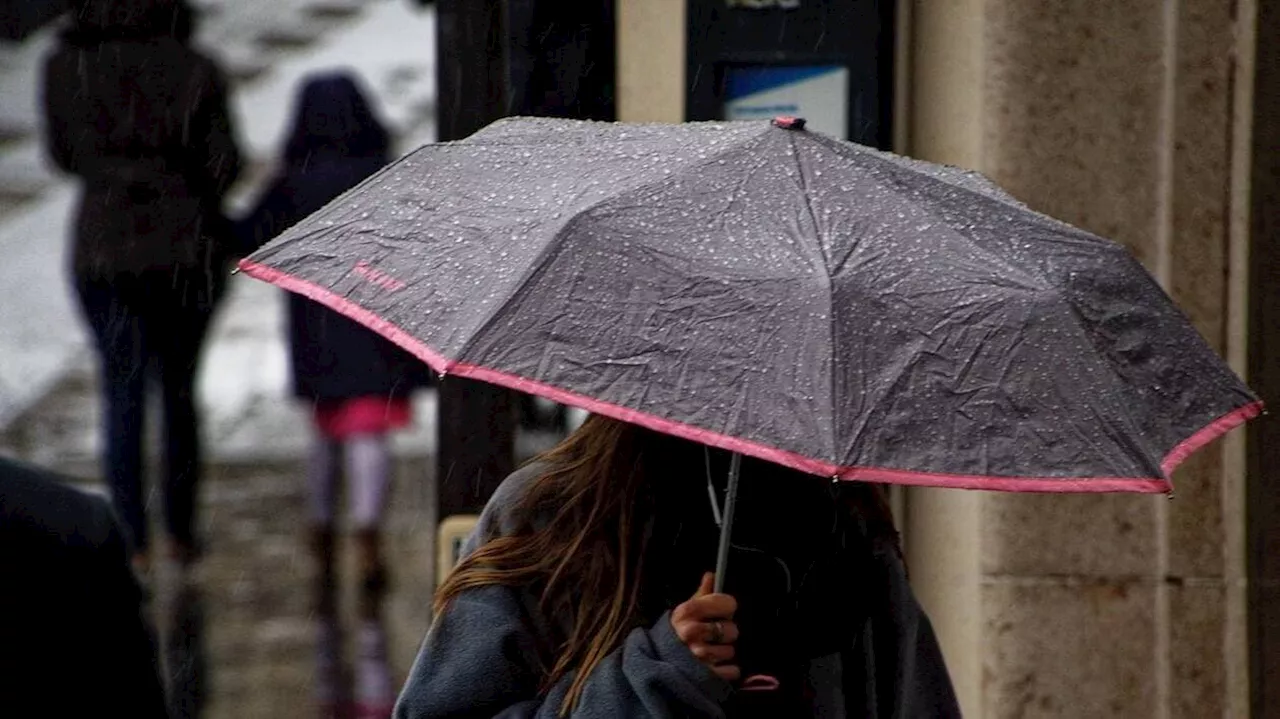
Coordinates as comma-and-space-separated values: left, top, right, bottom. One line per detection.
616, 0, 685, 123
906, 0, 1259, 715
900, 4, 987, 716
1225, 2, 1258, 715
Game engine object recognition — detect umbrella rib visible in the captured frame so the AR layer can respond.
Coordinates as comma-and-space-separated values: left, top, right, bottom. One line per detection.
810, 132, 1103, 244
797, 134, 1146, 469
807, 133, 1118, 290
1052, 294, 1168, 475
786, 132, 840, 462
454, 127, 777, 365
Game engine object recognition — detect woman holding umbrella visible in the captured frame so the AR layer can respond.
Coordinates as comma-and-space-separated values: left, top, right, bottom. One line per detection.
237, 115, 1260, 718
394, 414, 960, 718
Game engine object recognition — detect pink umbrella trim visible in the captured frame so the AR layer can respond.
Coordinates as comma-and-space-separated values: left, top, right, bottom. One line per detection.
239, 259, 1263, 494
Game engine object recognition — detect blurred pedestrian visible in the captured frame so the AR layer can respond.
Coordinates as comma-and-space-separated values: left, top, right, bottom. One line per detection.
0, 455, 168, 717
238, 72, 428, 598
40, 0, 243, 574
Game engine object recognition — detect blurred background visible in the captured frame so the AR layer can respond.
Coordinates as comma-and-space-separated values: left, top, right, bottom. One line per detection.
0, 0, 1277, 716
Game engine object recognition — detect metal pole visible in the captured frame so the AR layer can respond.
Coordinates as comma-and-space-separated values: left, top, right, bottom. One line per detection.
712, 452, 742, 593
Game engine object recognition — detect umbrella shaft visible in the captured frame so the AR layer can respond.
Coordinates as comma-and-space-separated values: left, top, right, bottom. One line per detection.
713, 453, 743, 594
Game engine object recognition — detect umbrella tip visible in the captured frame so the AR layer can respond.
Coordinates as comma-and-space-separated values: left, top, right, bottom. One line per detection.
772, 116, 806, 130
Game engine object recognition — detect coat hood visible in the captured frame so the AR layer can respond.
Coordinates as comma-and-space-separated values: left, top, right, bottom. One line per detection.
283, 72, 391, 167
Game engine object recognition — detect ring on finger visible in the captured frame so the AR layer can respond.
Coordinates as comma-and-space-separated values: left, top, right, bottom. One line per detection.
708, 620, 724, 644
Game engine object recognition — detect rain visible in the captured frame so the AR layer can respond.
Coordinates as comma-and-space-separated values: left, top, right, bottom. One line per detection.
0, 1, 1272, 718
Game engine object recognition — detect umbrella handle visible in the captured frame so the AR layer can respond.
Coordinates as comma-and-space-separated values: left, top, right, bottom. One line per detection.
712, 452, 742, 594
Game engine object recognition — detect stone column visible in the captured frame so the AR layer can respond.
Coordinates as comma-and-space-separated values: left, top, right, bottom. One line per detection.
907, 0, 1260, 715
900, 1, 988, 714
616, 0, 685, 123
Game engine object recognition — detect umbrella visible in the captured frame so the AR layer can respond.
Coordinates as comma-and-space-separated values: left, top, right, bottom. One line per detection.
239, 116, 1261, 581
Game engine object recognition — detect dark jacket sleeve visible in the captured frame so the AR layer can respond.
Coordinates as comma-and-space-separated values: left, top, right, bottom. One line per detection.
40, 53, 86, 175
235, 178, 294, 256
188, 61, 243, 198
394, 585, 730, 719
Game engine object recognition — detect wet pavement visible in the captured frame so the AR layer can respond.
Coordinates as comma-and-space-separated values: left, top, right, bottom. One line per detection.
1, 381, 440, 719
0, 270, 569, 717
2, 387, 564, 719
155, 457, 439, 719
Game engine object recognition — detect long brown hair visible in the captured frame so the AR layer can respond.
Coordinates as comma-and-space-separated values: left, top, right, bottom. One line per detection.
435, 415, 653, 713
434, 414, 900, 715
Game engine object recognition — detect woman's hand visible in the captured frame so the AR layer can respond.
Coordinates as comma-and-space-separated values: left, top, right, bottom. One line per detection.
671, 572, 740, 683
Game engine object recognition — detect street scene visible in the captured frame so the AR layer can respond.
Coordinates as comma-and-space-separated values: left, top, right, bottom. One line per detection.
1, 1, 1277, 718
0, 2, 533, 716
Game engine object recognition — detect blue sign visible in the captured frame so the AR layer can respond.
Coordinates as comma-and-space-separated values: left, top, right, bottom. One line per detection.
724, 65, 849, 139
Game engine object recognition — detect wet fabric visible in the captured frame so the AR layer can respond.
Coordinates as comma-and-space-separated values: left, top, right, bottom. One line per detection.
244, 117, 1259, 491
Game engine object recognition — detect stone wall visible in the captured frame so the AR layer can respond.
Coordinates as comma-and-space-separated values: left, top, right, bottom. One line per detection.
908, 0, 1262, 715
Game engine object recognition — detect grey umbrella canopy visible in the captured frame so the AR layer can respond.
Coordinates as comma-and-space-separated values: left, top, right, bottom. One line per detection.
241, 116, 1260, 493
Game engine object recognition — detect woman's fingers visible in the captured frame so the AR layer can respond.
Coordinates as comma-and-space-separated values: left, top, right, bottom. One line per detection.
674, 618, 739, 646
693, 572, 714, 598
672, 594, 738, 623
703, 620, 739, 645
674, 573, 737, 623
693, 594, 738, 620
691, 643, 735, 665
713, 665, 742, 683
670, 573, 743, 683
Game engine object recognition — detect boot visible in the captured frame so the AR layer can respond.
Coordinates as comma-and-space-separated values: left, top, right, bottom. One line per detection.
314, 601, 350, 719
355, 528, 389, 595
169, 537, 202, 576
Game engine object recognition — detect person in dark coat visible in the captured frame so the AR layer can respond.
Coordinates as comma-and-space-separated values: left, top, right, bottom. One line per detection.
239, 72, 429, 598
397, 416, 961, 718
0, 455, 168, 717
40, 0, 243, 573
